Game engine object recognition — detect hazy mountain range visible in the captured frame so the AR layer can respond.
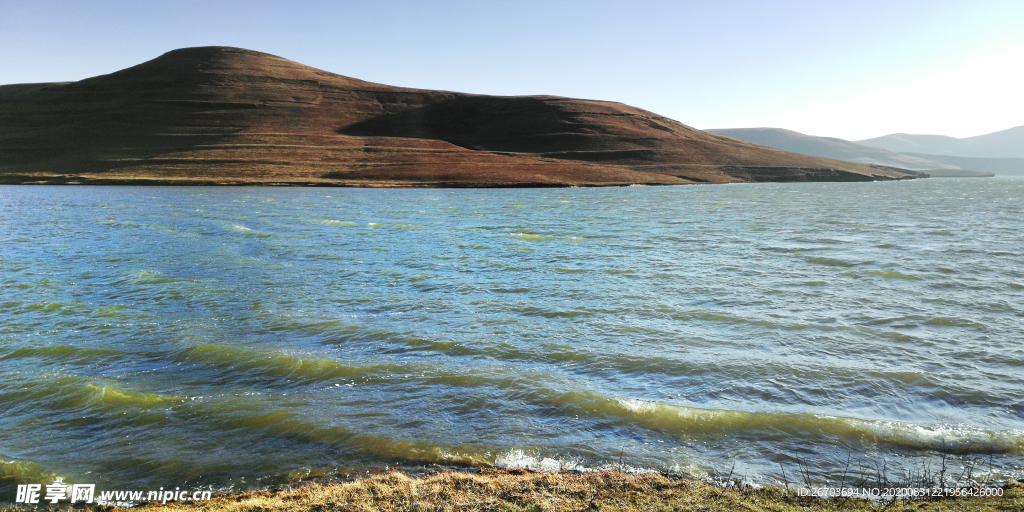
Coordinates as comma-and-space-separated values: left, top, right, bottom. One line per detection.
708, 127, 1024, 176
0, 46, 913, 187
858, 126, 1024, 158
705, 128, 958, 170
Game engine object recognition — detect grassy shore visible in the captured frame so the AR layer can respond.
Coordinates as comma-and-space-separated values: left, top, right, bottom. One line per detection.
6, 469, 1018, 512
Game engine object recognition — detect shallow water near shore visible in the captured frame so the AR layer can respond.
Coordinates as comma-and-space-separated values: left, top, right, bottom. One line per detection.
1, 178, 1022, 489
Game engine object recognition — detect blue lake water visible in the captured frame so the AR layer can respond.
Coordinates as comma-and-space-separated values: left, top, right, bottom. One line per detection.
1, 178, 1022, 489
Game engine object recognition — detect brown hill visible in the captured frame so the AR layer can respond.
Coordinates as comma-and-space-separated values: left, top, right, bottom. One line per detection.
0, 46, 915, 186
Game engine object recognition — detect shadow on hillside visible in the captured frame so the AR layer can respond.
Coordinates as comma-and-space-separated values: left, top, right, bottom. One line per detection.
337, 96, 612, 154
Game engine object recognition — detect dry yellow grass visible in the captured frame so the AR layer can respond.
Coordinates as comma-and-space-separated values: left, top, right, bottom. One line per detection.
5, 469, 1011, 512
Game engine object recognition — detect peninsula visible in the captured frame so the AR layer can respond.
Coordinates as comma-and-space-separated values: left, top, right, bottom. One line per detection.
0, 47, 917, 187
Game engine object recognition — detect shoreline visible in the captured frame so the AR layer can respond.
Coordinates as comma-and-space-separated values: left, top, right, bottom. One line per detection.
0, 171, 922, 188
3, 468, 1018, 511
116, 469, 1024, 512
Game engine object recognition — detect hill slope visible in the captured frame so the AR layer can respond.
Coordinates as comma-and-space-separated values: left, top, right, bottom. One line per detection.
857, 125, 1024, 158
0, 46, 913, 186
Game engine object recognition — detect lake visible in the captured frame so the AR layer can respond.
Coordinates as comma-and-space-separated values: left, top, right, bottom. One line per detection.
1, 178, 1022, 490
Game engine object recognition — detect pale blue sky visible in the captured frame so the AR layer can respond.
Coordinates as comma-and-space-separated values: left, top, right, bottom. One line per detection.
1, 0, 1021, 139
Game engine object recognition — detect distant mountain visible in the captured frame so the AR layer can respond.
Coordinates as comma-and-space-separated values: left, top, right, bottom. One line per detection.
705, 128, 958, 170
706, 128, 1000, 177
903, 153, 1024, 176
857, 125, 1024, 158
0, 46, 914, 187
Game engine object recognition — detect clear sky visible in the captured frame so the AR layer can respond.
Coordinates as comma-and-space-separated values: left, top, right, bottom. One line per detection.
1, 0, 1021, 140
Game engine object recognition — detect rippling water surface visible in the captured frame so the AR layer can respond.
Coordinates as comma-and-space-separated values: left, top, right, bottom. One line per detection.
2, 179, 1022, 488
